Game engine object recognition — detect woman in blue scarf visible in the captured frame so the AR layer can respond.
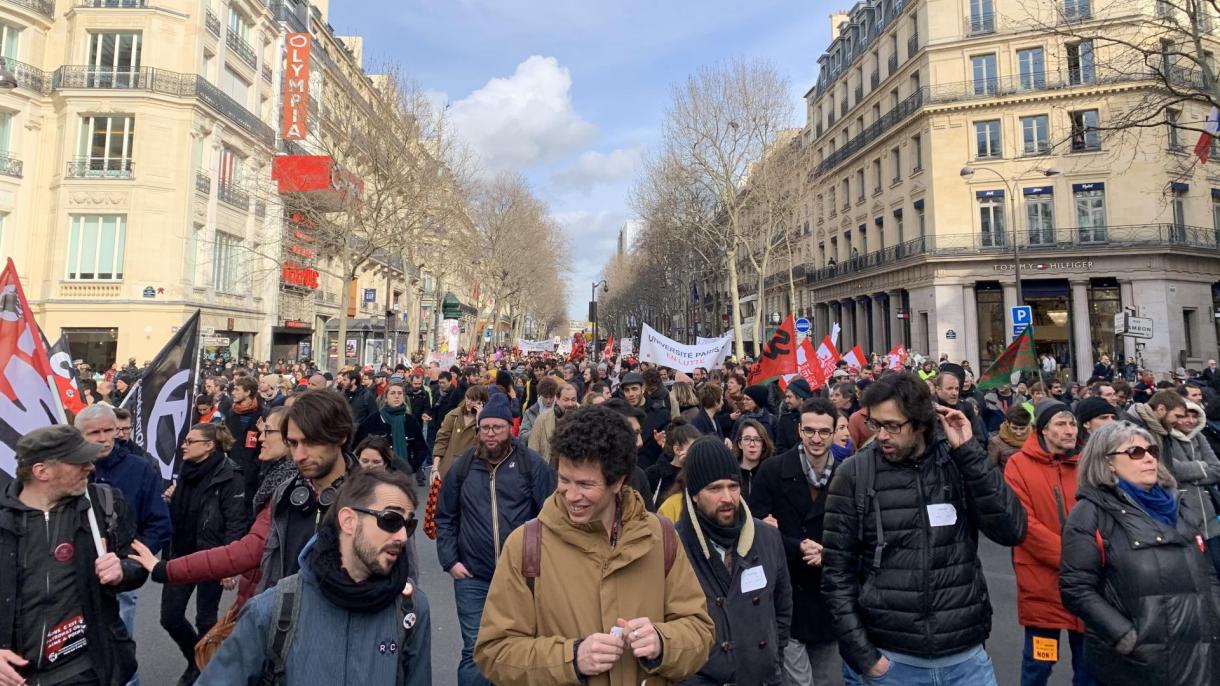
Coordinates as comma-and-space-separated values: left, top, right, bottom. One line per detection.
353, 383, 428, 475
1060, 421, 1220, 686
831, 412, 855, 462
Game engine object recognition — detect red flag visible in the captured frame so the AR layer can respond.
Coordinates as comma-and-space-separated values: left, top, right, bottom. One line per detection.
748, 314, 798, 384
45, 334, 86, 415
603, 335, 615, 360
886, 344, 908, 370
0, 259, 63, 476
814, 336, 840, 384
572, 332, 586, 359
795, 336, 827, 388
842, 345, 867, 370
1196, 107, 1220, 163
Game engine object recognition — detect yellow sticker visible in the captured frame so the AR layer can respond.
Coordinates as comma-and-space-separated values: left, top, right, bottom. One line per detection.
1032, 636, 1059, 662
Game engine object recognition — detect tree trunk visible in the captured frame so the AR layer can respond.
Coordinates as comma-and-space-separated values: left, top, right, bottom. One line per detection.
727, 256, 745, 360
752, 252, 770, 351
336, 245, 352, 373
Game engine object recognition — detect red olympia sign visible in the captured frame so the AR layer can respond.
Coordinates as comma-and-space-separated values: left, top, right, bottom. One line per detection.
282, 33, 310, 141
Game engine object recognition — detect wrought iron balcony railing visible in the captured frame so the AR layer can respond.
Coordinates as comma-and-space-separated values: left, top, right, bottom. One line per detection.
195, 170, 211, 193
76, 0, 146, 7
0, 154, 22, 178
226, 29, 257, 69
205, 8, 220, 35
4, 0, 54, 17
66, 157, 134, 179
261, 64, 272, 82
217, 181, 249, 209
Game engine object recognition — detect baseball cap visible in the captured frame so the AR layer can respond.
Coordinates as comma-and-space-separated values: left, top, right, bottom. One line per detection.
17, 425, 102, 468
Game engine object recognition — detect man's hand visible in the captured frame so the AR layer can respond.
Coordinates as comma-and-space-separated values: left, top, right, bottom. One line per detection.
221, 576, 239, 591
126, 539, 158, 573
762, 515, 779, 528
95, 549, 123, 586
935, 405, 973, 449
801, 540, 824, 567
618, 617, 662, 661
867, 655, 891, 677
422, 413, 433, 423
653, 429, 666, 450
448, 562, 473, 580
0, 649, 27, 686
162, 483, 176, 502
576, 632, 624, 676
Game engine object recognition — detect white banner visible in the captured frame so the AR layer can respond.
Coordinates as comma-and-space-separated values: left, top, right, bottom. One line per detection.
518, 339, 555, 353
639, 324, 731, 372
696, 330, 733, 347
426, 351, 457, 369
620, 338, 634, 356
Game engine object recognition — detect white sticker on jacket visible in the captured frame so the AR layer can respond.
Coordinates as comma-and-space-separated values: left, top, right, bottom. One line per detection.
927, 503, 958, 527
740, 565, 767, 593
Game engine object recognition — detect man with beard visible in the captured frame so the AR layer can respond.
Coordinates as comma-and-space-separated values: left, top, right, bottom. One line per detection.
197, 469, 431, 685
435, 393, 554, 685
934, 363, 989, 452
338, 370, 378, 426
774, 378, 813, 454
750, 398, 843, 684
823, 373, 1026, 684
677, 437, 792, 685
527, 382, 579, 461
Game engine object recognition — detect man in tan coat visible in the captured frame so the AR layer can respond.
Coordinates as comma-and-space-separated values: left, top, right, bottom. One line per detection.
527, 382, 580, 462
476, 404, 714, 685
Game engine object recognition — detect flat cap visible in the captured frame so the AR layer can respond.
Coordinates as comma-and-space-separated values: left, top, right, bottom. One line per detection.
17, 425, 102, 467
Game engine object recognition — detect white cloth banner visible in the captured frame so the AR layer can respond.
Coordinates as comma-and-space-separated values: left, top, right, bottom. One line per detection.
620, 338, 634, 356
696, 330, 734, 347
639, 324, 731, 372
518, 339, 555, 352
426, 351, 457, 369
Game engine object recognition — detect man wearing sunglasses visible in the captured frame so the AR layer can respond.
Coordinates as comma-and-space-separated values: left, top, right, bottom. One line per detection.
198, 469, 431, 685
822, 372, 1026, 685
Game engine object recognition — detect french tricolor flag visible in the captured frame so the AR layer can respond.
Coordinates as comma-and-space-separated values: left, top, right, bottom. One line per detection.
1195, 106, 1220, 163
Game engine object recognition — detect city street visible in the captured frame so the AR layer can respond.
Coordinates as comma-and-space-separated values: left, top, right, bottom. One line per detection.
133, 514, 1072, 686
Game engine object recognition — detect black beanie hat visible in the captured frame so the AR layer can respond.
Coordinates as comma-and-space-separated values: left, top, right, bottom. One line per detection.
684, 436, 741, 496
788, 378, 813, 399
1075, 397, 1116, 426
1034, 399, 1072, 433
743, 384, 770, 410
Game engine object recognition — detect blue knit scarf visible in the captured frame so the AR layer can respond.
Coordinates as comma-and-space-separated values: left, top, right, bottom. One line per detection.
1117, 479, 1179, 528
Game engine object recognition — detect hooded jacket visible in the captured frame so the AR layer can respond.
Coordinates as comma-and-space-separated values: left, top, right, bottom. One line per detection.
1003, 430, 1086, 631
675, 496, 791, 686
432, 404, 479, 479
527, 407, 563, 461
474, 488, 715, 686
1168, 400, 1220, 539
90, 441, 172, 554
1060, 483, 1220, 686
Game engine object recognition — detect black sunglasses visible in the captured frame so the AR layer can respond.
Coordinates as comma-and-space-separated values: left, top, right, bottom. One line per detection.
1107, 445, 1160, 461
351, 507, 417, 536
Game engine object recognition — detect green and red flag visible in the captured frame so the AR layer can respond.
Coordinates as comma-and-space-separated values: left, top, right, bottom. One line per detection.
977, 325, 1038, 390
748, 314, 798, 385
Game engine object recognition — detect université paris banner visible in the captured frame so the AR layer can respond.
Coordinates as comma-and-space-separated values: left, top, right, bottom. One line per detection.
638, 324, 731, 373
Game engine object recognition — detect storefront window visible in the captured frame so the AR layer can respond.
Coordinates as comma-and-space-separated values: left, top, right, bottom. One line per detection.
1089, 279, 1121, 365
976, 284, 1005, 368
63, 328, 118, 373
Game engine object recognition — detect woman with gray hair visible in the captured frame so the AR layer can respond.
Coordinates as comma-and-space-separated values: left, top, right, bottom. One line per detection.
1059, 421, 1220, 686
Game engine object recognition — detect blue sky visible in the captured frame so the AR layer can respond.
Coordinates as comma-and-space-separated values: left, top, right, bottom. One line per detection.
329, 1, 839, 320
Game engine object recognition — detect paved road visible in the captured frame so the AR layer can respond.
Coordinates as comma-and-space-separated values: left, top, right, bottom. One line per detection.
132, 526, 1072, 686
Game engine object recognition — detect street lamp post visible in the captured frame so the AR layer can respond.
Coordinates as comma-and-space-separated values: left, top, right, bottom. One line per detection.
590, 279, 607, 357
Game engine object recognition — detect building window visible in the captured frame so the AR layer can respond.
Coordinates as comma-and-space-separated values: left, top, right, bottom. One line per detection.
220, 66, 250, 108
213, 231, 240, 293
66, 215, 126, 280
829, 187, 837, 215
1171, 190, 1187, 240
971, 53, 998, 95
0, 23, 19, 60
0, 212, 6, 262
227, 7, 250, 42
916, 205, 926, 237
77, 116, 134, 176
969, 0, 995, 33
842, 179, 850, 209
1212, 192, 1220, 245
1067, 41, 1095, 84
891, 146, 902, 181
856, 170, 865, 201
872, 159, 882, 193
1017, 47, 1046, 90
1074, 186, 1107, 242
1070, 109, 1101, 151
975, 120, 1002, 158
87, 32, 141, 87
187, 224, 201, 288
976, 285, 1005, 369
979, 195, 1006, 247
1183, 309, 1197, 358
1167, 108, 1182, 150
1064, 0, 1091, 19
1025, 192, 1056, 244
912, 134, 923, 170
1021, 115, 1051, 154
0, 112, 10, 156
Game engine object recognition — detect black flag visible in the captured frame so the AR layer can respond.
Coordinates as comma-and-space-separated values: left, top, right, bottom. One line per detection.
123, 311, 200, 481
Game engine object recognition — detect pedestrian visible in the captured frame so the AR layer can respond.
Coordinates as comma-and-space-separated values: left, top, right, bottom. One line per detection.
733, 418, 774, 502
0, 425, 148, 686
749, 397, 844, 684
432, 385, 488, 480
224, 375, 264, 509
258, 373, 286, 409
405, 373, 434, 428
355, 435, 405, 472
204, 376, 231, 417
822, 372, 1027, 684
196, 469, 432, 685
1091, 354, 1115, 382
353, 382, 429, 478
518, 376, 560, 443
675, 436, 792, 685
338, 370, 378, 426
1003, 400, 1093, 686
193, 393, 223, 425
733, 384, 777, 444
1168, 400, 1220, 572
1075, 397, 1118, 444
160, 423, 251, 685
774, 378, 813, 454
1060, 420, 1220, 686
644, 418, 700, 517
689, 382, 726, 438
474, 404, 714, 685
989, 404, 1032, 470
934, 363, 988, 451
526, 382, 580, 462
617, 370, 673, 470
434, 393, 554, 686
1121, 389, 1186, 454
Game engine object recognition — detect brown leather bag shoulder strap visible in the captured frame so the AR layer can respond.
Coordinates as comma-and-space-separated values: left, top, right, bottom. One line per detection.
521, 518, 542, 593
658, 515, 677, 577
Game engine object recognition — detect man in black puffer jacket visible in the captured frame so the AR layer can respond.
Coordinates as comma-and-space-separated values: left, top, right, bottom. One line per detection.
822, 372, 1027, 684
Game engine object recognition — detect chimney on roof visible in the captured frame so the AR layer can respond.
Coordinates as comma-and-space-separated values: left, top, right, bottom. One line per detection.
830, 11, 850, 39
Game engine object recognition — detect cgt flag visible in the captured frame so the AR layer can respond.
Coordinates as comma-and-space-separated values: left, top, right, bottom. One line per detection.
0, 259, 62, 478
123, 311, 200, 481
748, 314, 798, 385
977, 325, 1038, 391
45, 334, 86, 415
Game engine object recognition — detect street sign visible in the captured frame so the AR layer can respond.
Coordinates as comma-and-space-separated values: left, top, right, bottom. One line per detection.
1113, 311, 1127, 335
1126, 316, 1153, 339
363, 288, 377, 304
946, 329, 958, 340
1011, 306, 1032, 329
483, 327, 492, 341
202, 336, 231, 347
795, 317, 812, 334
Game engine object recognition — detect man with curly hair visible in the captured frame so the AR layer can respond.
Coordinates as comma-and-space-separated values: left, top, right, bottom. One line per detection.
475, 405, 714, 685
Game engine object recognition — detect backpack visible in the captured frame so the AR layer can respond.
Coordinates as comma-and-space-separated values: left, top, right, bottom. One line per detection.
258, 573, 418, 686
451, 444, 538, 502
852, 450, 886, 569
520, 514, 677, 593
89, 483, 120, 539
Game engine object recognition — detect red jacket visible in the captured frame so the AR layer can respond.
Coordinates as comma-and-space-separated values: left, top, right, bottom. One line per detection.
1004, 432, 1085, 631
165, 502, 270, 608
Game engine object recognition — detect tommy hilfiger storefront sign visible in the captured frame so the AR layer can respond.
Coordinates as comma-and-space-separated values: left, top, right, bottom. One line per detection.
993, 260, 1095, 273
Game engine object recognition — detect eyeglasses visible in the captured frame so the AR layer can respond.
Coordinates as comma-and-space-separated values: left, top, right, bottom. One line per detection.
479, 424, 509, 435
182, 438, 212, 446
865, 418, 912, 435
799, 427, 834, 439
1108, 445, 1160, 461
739, 436, 763, 445
351, 507, 418, 536
261, 429, 281, 436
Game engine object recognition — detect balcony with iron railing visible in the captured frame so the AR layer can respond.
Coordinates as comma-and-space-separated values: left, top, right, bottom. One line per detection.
4, 0, 54, 17
0, 154, 22, 178
261, 64, 272, 82
205, 8, 220, 35
804, 224, 1219, 286
907, 33, 920, 57
964, 12, 998, 35
887, 54, 898, 75
195, 169, 211, 193
8, 59, 48, 93
226, 29, 257, 69
66, 157, 134, 179
217, 180, 249, 209
76, 0, 147, 6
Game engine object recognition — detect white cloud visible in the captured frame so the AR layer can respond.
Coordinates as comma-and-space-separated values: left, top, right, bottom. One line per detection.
551, 146, 643, 195
446, 56, 597, 172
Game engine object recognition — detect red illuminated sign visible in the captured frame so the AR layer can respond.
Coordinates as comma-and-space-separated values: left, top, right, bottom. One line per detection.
282, 33, 310, 141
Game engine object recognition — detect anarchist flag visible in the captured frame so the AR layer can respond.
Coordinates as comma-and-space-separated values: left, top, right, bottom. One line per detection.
122, 310, 200, 480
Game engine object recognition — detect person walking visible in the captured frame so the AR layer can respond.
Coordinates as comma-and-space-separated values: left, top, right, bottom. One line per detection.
196, 469, 432, 685
989, 404, 1032, 470
224, 375, 264, 509
675, 436, 792, 685
474, 404, 714, 685
1168, 400, 1220, 572
1060, 421, 1220, 686
822, 372, 1027, 684
353, 382, 429, 479
160, 423, 250, 685
774, 379, 813, 454
339, 370, 378, 426
1004, 400, 1093, 686
518, 376, 559, 443
434, 393, 554, 686
526, 382, 580, 463
431, 385, 487, 480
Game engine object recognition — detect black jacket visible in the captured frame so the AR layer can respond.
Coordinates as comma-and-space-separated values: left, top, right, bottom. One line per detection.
345, 386, 379, 427
748, 446, 838, 645
224, 400, 263, 507
821, 431, 1027, 673
404, 386, 433, 421
1060, 483, 1220, 686
689, 409, 723, 439
169, 455, 251, 557
774, 409, 799, 455
676, 508, 791, 686
353, 409, 429, 471
0, 482, 147, 685
631, 386, 674, 471
644, 458, 680, 510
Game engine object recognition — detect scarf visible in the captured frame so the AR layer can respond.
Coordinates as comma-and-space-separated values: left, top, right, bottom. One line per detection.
831, 440, 855, 462
307, 523, 412, 613
381, 403, 409, 461
1130, 403, 1168, 437
694, 504, 745, 554
172, 452, 225, 548
798, 444, 836, 489
254, 458, 298, 512
1117, 479, 1179, 528
998, 423, 1027, 450
232, 397, 259, 415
